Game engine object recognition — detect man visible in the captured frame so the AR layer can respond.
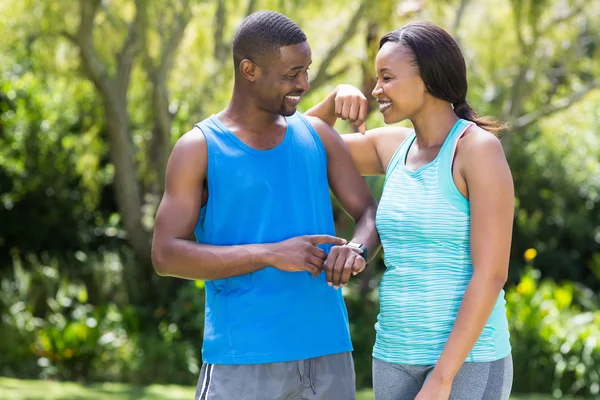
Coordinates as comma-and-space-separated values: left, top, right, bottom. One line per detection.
151, 10, 379, 400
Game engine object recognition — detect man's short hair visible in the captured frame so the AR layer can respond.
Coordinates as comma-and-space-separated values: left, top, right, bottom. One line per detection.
232, 11, 307, 67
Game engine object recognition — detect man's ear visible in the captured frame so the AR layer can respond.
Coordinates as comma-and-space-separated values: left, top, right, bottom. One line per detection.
239, 59, 259, 82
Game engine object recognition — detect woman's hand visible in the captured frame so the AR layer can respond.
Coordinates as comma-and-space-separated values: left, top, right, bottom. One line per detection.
333, 84, 369, 134
414, 374, 452, 400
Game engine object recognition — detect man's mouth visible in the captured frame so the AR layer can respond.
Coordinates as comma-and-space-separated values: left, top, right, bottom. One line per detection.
285, 94, 301, 106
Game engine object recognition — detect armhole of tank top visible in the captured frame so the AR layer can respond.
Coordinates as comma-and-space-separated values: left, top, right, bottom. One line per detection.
295, 113, 328, 165
192, 123, 214, 239
438, 121, 471, 215
384, 132, 414, 183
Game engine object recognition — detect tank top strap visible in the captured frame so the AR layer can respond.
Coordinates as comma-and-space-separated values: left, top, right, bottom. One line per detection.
437, 119, 474, 215
194, 116, 217, 142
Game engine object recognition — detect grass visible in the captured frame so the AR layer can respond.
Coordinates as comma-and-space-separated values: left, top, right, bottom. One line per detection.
0, 377, 574, 400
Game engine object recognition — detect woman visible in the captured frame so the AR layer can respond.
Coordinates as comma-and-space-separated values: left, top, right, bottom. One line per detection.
306, 21, 514, 400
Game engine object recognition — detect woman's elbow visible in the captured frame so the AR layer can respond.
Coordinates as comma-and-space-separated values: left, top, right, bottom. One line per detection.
475, 267, 508, 291
151, 242, 171, 277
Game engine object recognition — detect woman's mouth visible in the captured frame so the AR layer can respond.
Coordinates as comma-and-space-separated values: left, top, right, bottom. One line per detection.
379, 101, 392, 113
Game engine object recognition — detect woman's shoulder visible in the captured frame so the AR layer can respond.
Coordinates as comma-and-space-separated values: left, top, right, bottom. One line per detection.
368, 126, 413, 142
456, 124, 505, 158
455, 124, 509, 177
366, 126, 413, 171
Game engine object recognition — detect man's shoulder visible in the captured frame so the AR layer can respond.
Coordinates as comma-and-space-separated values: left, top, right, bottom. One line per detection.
169, 128, 208, 172
297, 114, 339, 144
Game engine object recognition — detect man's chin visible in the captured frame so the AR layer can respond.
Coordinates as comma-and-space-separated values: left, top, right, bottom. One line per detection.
279, 105, 296, 117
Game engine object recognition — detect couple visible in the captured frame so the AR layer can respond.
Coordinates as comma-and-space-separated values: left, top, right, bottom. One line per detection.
151, 10, 514, 400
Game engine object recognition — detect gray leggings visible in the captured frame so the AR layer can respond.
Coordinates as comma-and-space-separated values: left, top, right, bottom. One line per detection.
372, 355, 513, 400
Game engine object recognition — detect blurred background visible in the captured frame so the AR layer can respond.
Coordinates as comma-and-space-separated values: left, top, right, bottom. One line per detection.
1, 0, 600, 399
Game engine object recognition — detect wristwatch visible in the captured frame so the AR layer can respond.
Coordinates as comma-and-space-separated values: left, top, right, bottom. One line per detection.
346, 242, 368, 261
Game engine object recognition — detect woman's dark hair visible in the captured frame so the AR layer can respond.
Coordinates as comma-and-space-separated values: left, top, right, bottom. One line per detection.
380, 21, 506, 134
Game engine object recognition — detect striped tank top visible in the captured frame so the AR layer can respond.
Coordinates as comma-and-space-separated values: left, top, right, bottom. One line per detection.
373, 119, 511, 365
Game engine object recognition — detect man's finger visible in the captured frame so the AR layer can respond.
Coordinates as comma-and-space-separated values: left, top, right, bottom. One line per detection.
311, 246, 327, 260
339, 254, 355, 286
303, 262, 321, 278
332, 253, 347, 288
352, 256, 366, 275
308, 235, 347, 246
324, 250, 339, 285
308, 255, 325, 269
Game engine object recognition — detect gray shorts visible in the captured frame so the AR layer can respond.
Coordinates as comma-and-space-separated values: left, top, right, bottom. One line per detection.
372, 355, 513, 400
195, 352, 355, 400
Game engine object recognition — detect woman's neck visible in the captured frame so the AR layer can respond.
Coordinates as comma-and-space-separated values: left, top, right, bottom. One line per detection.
410, 100, 459, 148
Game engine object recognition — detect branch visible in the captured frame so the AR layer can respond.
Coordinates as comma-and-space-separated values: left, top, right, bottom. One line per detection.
245, 0, 257, 17
157, 0, 191, 81
452, 0, 470, 38
514, 80, 600, 129
116, 0, 148, 99
323, 64, 351, 82
213, 0, 228, 65
503, 0, 542, 118
309, 0, 369, 91
60, 30, 77, 43
76, 0, 116, 102
144, 0, 192, 193
539, 2, 585, 36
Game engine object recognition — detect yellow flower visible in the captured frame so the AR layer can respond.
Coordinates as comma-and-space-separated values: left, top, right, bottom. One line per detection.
517, 276, 536, 295
524, 248, 537, 262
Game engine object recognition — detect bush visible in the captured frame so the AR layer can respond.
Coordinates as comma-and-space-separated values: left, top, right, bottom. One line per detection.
508, 268, 600, 398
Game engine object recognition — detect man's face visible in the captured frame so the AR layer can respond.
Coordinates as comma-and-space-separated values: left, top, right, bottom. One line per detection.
254, 41, 312, 116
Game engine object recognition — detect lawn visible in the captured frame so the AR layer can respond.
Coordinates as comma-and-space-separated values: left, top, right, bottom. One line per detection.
0, 378, 571, 400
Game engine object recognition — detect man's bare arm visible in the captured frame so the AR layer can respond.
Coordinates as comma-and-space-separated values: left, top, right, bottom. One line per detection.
307, 116, 381, 286
151, 129, 346, 280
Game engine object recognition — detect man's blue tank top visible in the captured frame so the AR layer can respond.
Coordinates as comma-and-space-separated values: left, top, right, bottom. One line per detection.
193, 112, 352, 365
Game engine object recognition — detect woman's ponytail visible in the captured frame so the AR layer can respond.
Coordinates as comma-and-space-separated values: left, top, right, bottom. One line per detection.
453, 101, 507, 135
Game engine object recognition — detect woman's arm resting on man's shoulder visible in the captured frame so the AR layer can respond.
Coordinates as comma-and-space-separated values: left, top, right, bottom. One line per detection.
305, 84, 368, 133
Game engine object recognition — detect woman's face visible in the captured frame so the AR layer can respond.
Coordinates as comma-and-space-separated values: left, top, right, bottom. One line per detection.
372, 42, 427, 124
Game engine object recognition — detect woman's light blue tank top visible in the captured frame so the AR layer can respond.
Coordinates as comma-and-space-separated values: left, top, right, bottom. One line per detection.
193, 112, 352, 365
373, 119, 511, 365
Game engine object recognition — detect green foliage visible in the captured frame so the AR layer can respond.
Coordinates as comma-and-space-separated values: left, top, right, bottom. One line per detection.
508, 268, 600, 397
509, 96, 600, 289
345, 283, 378, 389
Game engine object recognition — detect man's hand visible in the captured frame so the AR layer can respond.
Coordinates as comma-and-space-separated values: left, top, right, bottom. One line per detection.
268, 235, 347, 277
323, 245, 367, 288
334, 84, 369, 134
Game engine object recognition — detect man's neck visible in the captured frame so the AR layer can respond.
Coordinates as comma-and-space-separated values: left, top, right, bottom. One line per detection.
219, 90, 284, 134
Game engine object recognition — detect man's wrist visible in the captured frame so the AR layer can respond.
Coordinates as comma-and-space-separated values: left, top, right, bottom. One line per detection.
253, 243, 276, 267
346, 241, 368, 261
